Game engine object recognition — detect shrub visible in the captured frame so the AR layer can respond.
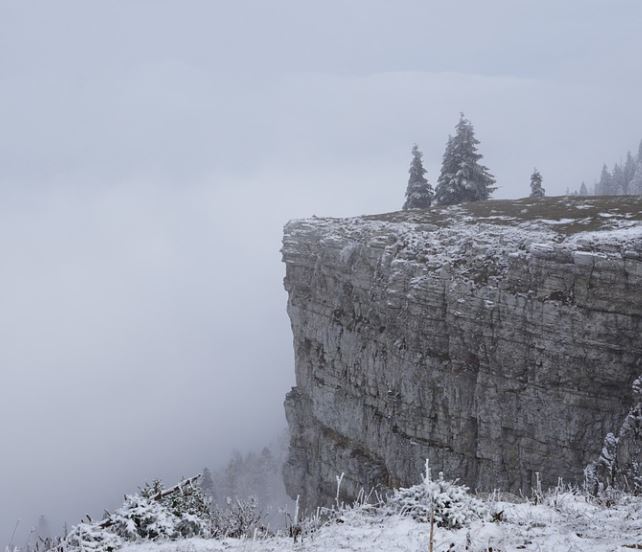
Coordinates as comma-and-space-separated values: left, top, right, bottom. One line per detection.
210, 497, 264, 538
63, 523, 122, 552
389, 460, 487, 529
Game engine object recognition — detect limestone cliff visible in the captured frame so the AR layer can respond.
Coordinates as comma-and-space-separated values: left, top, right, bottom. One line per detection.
281, 196, 642, 509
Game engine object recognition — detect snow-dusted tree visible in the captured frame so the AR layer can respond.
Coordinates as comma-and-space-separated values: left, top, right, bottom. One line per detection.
631, 163, 642, 195
579, 182, 588, 196
215, 450, 244, 501
110, 493, 180, 541
612, 163, 625, 195
390, 460, 487, 529
434, 114, 495, 205
155, 480, 210, 526
64, 522, 122, 552
36, 515, 51, 540
623, 151, 637, 194
529, 169, 545, 198
139, 478, 211, 537
596, 164, 612, 195
210, 497, 263, 538
402, 144, 433, 209
201, 467, 215, 500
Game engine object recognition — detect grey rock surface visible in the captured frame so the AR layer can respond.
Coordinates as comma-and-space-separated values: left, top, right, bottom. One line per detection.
281, 196, 642, 509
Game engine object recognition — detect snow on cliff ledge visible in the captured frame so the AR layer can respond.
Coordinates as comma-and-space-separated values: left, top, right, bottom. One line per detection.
284, 196, 642, 273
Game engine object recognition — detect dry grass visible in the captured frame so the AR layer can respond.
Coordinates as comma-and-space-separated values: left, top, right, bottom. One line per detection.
364, 195, 642, 236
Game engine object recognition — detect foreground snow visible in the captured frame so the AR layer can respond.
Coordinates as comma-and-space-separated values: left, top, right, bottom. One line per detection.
121, 492, 642, 552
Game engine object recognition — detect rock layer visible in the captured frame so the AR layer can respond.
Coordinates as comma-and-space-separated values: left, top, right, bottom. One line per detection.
282, 197, 642, 509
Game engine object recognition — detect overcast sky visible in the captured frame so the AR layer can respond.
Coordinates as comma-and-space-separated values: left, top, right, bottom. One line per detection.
1, 0, 642, 545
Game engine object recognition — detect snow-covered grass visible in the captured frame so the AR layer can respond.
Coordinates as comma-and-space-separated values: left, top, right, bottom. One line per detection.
283, 195, 642, 297
119, 490, 642, 551
361, 195, 642, 236
55, 463, 642, 552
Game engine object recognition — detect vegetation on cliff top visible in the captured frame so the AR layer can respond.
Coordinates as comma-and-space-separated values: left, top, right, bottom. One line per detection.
370, 195, 642, 236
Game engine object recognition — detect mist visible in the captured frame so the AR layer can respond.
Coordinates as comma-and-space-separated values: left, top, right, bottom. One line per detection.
1, 0, 642, 545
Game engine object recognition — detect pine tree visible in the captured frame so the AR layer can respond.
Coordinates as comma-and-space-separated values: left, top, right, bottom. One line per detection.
638, 139, 642, 163
579, 182, 588, 196
612, 163, 625, 195
434, 114, 495, 205
529, 169, 545, 198
223, 450, 243, 500
623, 152, 636, 194
402, 144, 433, 209
631, 163, 642, 195
597, 164, 612, 195
201, 467, 215, 500
36, 515, 51, 540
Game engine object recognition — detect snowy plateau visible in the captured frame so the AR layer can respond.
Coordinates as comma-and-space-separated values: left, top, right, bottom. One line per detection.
119, 492, 642, 552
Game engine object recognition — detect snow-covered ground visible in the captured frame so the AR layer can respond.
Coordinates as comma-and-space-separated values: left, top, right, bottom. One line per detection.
121, 492, 642, 552
285, 196, 642, 288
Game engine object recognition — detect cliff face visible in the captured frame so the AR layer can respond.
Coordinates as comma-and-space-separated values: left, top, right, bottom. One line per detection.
281, 196, 642, 509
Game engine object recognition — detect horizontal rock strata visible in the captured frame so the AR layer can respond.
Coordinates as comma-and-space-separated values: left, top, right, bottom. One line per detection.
282, 196, 642, 509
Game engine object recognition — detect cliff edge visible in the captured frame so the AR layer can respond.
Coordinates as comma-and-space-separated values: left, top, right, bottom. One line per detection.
281, 196, 642, 509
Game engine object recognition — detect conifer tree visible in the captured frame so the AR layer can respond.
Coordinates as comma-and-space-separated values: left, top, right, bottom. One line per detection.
631, 163, 642, 195
623, 152, 636, 194
612, 163, 625, 195
201, 467, 215, 500
434, 114, 495, 205
579, 181, 588, 196
402, 144, 433, 209
597, 164, 612, 195
223, 450, 243, 499
36, 515, 51, 540
529, 169, 545, 198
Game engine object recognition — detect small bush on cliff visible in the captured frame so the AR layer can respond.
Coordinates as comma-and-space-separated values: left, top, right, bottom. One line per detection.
210, 496, 264, 538
389, 460, 487, 529
140, 479, 211, 536
64, 523, 122, 552
109, 493, 181, 541
61, 476, 212, 552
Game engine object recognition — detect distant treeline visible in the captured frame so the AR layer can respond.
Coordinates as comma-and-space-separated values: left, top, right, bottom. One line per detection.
591, 140, 642, 196
200, 432, 293, 527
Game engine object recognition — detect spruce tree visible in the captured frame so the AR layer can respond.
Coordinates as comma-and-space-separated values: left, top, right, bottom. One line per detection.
579, 181, 588, 196
402, 144, 433, 209
623, 152, 636, 194
529, 169, 545, 198
434, 114, 495, 205
612, 163, 625, 195
597, 164, 612, 195
36, 515, 51, 540
631, 163, 642, 195
223, 450, 243, 499
201, 467, 215, 500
